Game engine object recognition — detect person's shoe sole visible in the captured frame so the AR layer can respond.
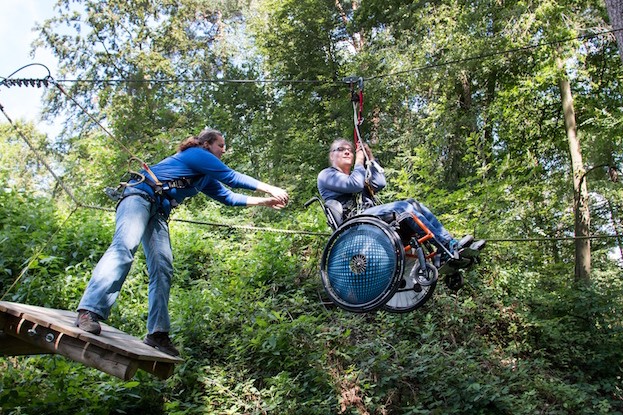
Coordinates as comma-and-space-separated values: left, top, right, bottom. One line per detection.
471, 240, 486, 251
143, 337, 180, 357
459, 240, 486, 258
459, 239, 487, 258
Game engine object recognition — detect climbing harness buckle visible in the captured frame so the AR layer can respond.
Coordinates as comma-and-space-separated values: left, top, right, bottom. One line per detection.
104, 186, 122, 201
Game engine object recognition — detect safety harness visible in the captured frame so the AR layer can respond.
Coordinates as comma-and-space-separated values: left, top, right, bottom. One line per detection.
106, 157, 195, 212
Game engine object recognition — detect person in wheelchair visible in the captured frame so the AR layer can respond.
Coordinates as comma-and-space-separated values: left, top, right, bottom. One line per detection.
317, 139, 485, 272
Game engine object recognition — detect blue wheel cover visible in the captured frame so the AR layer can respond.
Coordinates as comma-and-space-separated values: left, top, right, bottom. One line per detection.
326, 223, 398, 305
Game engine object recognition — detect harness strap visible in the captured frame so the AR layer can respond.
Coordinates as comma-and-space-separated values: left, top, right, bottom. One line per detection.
129, 174, 193, 192
162, 177, 193, 190
124, 173, 194, 211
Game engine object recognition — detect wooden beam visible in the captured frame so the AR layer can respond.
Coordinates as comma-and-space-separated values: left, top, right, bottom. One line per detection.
0, 301, 183, 380
1, 313, 138, 379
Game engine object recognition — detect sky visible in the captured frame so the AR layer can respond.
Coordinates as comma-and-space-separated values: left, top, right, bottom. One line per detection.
0, 1, 59, 136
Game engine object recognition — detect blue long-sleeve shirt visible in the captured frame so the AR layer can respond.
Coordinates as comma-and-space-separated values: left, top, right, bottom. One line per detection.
132, 147, 261, 210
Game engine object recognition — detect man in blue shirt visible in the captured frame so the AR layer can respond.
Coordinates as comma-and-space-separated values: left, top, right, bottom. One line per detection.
75, 129, 289, 356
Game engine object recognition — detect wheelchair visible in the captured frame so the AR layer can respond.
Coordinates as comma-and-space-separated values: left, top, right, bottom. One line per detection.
306, 197, 444, 313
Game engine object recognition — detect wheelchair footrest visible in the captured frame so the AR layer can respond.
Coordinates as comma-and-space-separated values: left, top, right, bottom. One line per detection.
438, 257, 473, 274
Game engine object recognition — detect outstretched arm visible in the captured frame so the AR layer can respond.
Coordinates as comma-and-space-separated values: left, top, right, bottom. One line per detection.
199, 178, 288, 209
246, 182, 289, 210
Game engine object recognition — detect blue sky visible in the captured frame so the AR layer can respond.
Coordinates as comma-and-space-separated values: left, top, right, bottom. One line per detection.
0, 1, 58, 135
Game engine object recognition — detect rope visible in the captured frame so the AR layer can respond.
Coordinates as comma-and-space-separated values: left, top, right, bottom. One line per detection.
0, 101, 82, 206
486, 234, 620, 242
172, 217, 330, 236
74, 204, 623, 241
51, 82, 162, 186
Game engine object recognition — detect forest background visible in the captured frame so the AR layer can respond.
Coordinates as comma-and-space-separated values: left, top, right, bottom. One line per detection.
1, 0, 623, 414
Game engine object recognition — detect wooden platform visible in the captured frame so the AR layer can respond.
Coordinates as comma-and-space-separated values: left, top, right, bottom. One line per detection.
0, 301, 183, 380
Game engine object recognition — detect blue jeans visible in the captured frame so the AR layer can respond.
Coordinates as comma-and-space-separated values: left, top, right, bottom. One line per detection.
78, 187, 174, 334
362, 199, 453, 247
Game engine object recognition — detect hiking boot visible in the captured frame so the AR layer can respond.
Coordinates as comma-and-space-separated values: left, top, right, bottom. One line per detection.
457, 234, 474, 250
75, 309, 102, 335
471, 239, 486, 251
144, 332, 180, 357
460, 239, 487, 258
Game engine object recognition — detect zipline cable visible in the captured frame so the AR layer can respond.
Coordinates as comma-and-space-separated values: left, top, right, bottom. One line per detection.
0, 65, 161, 188
2, 77, 622, 242
12, 27, 616, 86
1, 46, 622, 244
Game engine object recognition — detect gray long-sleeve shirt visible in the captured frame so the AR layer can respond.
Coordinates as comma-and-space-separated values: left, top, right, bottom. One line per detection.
317, 161, 386, 214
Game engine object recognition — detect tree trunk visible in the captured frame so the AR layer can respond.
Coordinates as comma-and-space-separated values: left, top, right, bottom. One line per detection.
482, 71, 498, 169
605, 0, 623, 65
557, 57, 591, 281
336, 0, 363, 52
444, 71, 475, 187
606, 199, 623, 260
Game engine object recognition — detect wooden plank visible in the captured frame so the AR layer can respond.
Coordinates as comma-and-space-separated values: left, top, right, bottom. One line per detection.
0, 301, 182, 380
0, 301, 182, 363
138, 359, 176, 380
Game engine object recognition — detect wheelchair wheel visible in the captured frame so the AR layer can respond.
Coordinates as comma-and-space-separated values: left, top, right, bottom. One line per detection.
320, 216, 405, 313
383, 256, 437, 313
445, 272, 464, 291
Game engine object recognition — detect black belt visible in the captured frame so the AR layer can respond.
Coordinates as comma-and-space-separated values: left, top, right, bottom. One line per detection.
130, 174, 193, 192
162, 178, 192, 190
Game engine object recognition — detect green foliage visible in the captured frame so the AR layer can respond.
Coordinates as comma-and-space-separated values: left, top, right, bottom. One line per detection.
2, 190, 623, 413
0, 355, 165, 415
0, 122, 56, 195
2, 0, 623, 413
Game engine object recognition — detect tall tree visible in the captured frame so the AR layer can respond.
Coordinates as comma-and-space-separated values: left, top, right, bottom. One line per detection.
558, 56, 591, 281
35, 0, 276, 201
605, 0, 623, 64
